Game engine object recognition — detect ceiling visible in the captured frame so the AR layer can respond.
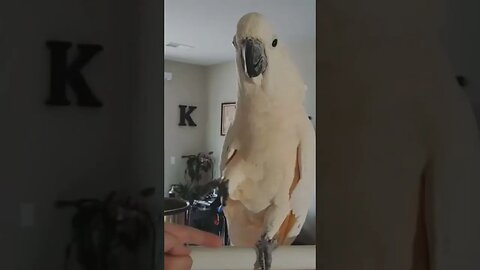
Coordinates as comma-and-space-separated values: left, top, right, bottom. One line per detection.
164, 0, 316, 66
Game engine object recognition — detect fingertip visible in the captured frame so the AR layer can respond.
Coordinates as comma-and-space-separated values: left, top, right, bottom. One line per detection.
208, 235, 223, 248
215, 236, 223, 247
164, 255, 193, 270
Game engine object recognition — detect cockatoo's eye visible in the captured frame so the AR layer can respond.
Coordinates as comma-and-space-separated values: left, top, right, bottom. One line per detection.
232, 36, 237, 48
272, 38, 278, 47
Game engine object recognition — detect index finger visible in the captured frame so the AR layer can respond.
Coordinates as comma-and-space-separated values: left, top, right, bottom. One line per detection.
164, 223, 222, 247
164, 231, 191, 256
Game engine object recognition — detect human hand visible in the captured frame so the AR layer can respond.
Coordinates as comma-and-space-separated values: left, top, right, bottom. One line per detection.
164, 223, 222, 270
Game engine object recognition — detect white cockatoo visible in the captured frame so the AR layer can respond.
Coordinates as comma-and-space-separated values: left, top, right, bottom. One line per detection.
217, 12, 315, 270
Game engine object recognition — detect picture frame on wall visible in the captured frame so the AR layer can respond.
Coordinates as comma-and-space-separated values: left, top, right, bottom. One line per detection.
221, 102, 237, 136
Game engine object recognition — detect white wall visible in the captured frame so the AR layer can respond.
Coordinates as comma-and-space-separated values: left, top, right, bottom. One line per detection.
0, 0, 139, 269
205, 40, 316, 175
163, 60, 209, 195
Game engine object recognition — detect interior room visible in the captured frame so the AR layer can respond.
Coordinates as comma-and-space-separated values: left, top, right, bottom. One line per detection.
1, 0, 479, 269
163, 1, 316, 268
162, 0, 317, 235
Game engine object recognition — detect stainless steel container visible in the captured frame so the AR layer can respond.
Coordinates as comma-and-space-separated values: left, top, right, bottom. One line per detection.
164, 197, 190, 225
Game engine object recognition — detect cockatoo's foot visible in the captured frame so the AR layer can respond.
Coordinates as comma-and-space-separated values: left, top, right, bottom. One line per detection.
254, 234, 276, 270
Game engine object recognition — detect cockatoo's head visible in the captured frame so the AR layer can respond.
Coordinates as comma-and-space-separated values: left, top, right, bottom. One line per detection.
232, 12, 305, 103
233, 12, 275, 80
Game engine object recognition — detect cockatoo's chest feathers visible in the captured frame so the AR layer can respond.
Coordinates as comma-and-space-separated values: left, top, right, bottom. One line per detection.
225, 110, 302, 202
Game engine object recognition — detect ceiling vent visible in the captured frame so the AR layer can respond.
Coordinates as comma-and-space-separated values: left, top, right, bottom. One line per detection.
165, 42, 194, 49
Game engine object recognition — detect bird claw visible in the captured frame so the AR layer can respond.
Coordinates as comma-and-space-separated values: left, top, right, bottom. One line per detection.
254, 234, 276, 270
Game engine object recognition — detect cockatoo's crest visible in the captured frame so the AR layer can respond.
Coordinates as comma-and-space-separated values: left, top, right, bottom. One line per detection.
235, 12, 275, 46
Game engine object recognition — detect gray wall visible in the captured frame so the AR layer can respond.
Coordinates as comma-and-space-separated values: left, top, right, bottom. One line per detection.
163, 60, 209, 195
0, 0, 139, 269
205, 61, 238, 169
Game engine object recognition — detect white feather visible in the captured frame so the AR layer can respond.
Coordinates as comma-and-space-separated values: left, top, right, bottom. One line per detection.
288, 123, 316, 238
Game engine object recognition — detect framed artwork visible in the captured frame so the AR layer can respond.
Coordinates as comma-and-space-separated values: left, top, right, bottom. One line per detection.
221, 102, 237, 136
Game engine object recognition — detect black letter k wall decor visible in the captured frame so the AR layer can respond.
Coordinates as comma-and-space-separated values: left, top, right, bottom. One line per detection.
46, 41, 103, 107
179, 105, 197, 127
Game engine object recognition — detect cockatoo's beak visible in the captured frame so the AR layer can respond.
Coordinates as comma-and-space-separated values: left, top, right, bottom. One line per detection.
241, 38, 267, 78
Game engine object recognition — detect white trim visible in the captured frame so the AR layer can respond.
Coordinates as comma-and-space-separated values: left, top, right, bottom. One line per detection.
188, 245, 316, 270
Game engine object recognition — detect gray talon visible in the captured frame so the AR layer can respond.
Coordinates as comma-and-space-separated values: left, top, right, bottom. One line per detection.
254, 234, 276, 270
254, 239, 265, 270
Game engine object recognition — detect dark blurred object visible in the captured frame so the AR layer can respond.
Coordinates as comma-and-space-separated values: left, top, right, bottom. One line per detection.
140, 187, 156, 197
163, 197, 190, 225
55, 187, 156, 270
181, 151, 214, 184
172, 151, 216, 203
456, 75, 468, 87
168, 184, 181, 198
188, 189, 228, 244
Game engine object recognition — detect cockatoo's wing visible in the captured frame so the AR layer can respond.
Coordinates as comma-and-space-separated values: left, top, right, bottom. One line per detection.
276, 121, 316, 244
